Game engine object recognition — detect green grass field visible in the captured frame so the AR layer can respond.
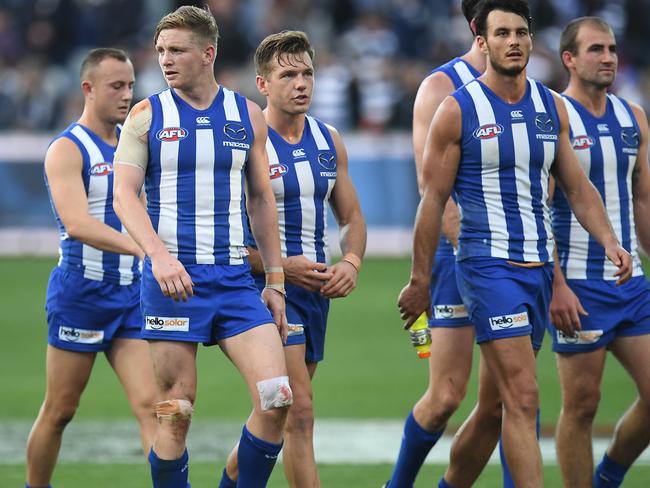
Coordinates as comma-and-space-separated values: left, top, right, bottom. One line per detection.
1, 256, 648, 486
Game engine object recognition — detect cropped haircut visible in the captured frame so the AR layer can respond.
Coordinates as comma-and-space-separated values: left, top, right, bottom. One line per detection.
474, 0, 532, 38
255, 30, 315, 77
154, 5, 219, 49
559, 16, 613, 61
461, 0, 483, 24
80, 48, 129, 80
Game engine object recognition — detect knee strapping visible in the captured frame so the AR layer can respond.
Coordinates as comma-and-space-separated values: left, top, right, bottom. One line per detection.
155, 399, 194, 422
256, 376, 293, 411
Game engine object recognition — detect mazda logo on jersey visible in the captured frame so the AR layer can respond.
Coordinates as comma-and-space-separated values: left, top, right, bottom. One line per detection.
89, 162, 113, 176
572, 135, 595, 150
269, 164, 288, 179
621, 128, 639, 147
224, 123, 247, 141
156, 127, 188, 142
473, 123, 503, 140
534, 114, 554, 132
318, 152, 336, 170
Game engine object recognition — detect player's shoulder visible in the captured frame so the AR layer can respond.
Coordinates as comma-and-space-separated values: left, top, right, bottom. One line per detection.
46, 128, 83, 170
418, 70, 456, 99
130, 98, 152, 117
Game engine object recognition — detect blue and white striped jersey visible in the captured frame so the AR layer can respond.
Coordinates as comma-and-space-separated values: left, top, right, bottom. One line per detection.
552, 94, 644, 280
265, 116, 337, 264
146, 87, 252, 265
429, 57, 480, 257
452, 78, 559, 262
46, 123, 139, 285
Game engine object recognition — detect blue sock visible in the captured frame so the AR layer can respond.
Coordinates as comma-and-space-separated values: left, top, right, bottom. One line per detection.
594, 453, 629, 488
387, 411, 444, 487
218, 467, 236, 488
25, 485, 52, 488
499, 407, 539, 488
438, 478, 455, 488
236, 424, 283, 487
149, 448, 189, 488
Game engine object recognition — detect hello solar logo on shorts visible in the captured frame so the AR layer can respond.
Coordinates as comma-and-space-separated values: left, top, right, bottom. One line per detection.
488, 311, 529, 330
145, 316, 190, 332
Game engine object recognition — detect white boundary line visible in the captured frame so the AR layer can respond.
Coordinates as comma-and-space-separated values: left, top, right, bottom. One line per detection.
2, 419, 648, 465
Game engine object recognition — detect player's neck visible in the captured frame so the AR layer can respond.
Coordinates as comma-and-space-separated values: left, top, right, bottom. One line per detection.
564, 80, 609, 117
173, 78, 220, 110
461, 39, 486, 74
78, 109, 117, 145
481, 67, 527, 104
264, 108, 305, 144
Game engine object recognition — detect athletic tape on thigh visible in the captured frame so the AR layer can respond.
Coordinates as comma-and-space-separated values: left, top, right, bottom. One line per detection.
256, 375, 293, 411
155, 399, 194, 422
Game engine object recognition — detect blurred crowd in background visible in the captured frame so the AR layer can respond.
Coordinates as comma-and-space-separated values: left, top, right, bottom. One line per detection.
1, 0, 650, 133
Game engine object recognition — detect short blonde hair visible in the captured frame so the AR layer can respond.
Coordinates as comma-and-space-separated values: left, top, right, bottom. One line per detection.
154, 5, 219, 49
255, 30, 314, 77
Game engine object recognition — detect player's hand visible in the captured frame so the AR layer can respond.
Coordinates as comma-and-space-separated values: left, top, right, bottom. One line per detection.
320, 260, 358, 298
550, 279, 587, 336
605, 244, 632, 285
262, 287, 288, 343
151, 252, 194, 302
397, 279, 431, 329
283, 255, 333, 292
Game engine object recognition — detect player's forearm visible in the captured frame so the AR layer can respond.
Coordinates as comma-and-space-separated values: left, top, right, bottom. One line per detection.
409, 191, 444, 286
440, 198, 460, 248
247, 193, 283, 269
113, 188, 167, 260
552, 246, 568, 287
65, 216, 142, 257
338, 212, 367, 262
569, 184, 619, 250
634, 198, 650, 255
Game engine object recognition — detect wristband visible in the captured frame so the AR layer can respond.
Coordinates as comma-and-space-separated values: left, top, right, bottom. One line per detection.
341, 253, 362, 273
264, 266, 284, 274
264, 284, 286, 296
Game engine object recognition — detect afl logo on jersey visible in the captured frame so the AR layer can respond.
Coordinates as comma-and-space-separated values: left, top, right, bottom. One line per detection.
269, 164, 288, 179
621, 128, 639, 147
156, 127, 188, 142
473, 124, 504, 140
89, 162, 113, 176
572, 135, 595, 150
317, 152, 336, 170
224, 123, 247, 141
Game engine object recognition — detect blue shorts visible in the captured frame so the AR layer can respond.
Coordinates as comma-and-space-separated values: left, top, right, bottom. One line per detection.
140, 258, 273, 343
549, 275, 650, 353
46, 266, 141, 352
429, 256, 470, 327
456, 258, 553, 349
254, 276, 330, 362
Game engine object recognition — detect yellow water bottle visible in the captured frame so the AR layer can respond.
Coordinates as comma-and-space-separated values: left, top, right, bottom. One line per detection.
409, 313, 431, 359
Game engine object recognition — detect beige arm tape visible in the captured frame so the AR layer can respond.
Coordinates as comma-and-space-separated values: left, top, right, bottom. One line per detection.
114, 105, 152, 171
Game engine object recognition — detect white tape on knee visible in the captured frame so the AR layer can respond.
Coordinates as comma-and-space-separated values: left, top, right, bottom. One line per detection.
155, 399, 194, 422
256, 375, 293, 411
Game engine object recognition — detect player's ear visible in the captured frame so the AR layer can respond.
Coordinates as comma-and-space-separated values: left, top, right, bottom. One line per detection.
81, 80, 93, 98
203, 44, 216, 65
256, 74, 269, 97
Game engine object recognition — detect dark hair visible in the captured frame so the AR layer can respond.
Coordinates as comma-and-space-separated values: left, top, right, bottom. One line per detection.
559, 16, 612, 62
154, 5, 219, 49
474, 0, 532, 38
80, 48, 129, 80
462, 0, 483, 24
255, 30, 315, 77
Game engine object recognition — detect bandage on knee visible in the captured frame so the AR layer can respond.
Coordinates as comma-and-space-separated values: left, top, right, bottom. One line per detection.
256, 376, 293, 411
155, 399, 194, 422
